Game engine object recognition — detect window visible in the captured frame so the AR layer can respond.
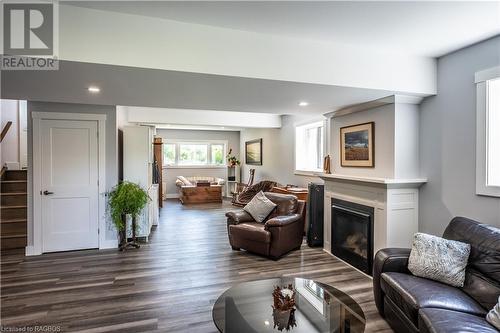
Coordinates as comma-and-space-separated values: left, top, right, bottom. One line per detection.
295, 121, 325, 173
486, 78, 500, 187
162, 140, 227, 167
163, 143, 176, 165
179, 144, 207, 165
476, 67, 500, 197
211, 144, 224, 165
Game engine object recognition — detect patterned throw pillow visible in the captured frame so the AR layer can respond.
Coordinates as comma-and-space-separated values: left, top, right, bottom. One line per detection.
243, 191, 277, 223
487, 296, 500, 330
178, 176, 192, 186
408, 232, 471, 287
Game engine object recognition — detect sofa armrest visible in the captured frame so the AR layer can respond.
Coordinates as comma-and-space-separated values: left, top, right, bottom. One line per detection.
225, 210, 254, 224
373, 248, 411, 315
265, 214, 302, 229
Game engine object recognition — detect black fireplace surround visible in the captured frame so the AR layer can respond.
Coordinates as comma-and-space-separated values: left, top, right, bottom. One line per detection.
331, 198, 374, 275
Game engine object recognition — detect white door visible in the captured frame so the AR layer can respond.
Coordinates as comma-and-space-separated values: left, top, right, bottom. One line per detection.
40, 119, 99, 252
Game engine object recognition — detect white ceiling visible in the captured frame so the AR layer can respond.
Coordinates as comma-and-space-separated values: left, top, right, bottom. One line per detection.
2, 60, 397, 115
67, 1, 500, 57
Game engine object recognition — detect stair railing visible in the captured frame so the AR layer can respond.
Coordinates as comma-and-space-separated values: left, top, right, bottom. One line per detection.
0, 121, 13, 143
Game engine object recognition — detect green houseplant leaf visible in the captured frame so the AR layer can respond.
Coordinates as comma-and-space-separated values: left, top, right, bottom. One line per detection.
108, 181, 149, 231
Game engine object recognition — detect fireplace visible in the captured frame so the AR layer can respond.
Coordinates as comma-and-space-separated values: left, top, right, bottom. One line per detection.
331, 198, 374, 275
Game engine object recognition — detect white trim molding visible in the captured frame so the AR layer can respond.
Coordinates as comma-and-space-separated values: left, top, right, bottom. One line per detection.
475, 66, 500, 83
476, 68, 500, 197
324, 94, 424, 119
29, 112, 108, 255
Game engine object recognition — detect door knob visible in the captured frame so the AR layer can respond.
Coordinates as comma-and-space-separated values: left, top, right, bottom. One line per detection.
43, 190, 54, 195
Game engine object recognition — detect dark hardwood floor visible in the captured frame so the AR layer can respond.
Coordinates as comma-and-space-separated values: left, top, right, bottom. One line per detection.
1, 199, 392, 332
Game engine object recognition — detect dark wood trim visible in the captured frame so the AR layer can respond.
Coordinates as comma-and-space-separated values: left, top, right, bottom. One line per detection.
153, 137, 163, 207
0, 166, 7, 180
0, 121, 12, 143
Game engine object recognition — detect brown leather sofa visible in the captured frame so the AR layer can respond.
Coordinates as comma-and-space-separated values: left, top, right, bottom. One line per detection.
373, 217, 500, 333
225, 192, 305, 260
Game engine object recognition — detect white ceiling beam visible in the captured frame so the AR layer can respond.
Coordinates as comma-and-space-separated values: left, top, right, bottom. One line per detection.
120, 106, 282, 129
59, 4, 436, 95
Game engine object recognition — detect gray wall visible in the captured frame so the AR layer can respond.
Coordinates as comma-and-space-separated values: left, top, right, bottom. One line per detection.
419, 36, 500, 235
331, 104, 395, 178
27, 101, 118, 243
240, 114, 322, 187
156, 128, 240, 196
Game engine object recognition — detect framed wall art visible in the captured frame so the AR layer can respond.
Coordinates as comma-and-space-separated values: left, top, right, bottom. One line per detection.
340, 122, 374, 167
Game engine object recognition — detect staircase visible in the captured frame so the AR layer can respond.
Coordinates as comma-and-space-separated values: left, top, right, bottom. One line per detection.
1, 169, 27, 250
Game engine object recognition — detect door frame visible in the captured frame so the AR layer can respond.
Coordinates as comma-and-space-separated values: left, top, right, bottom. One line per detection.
31, 112, 107, 255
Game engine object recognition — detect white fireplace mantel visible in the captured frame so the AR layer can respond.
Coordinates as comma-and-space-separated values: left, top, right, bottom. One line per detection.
317, 173, 427, 264
316, 173, 427, 187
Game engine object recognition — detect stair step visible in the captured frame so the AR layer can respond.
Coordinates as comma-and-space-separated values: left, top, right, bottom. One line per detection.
5, 170, 27, 181
1, 218, 27, 224
1, 180, 27, 193
1, 235, 27, 249
1, 223, 27, 236
1, 233, 27, 239
0, 206, 27, 220
1, 193, 27, 206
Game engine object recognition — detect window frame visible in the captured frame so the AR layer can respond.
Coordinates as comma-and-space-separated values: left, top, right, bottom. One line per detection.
294, 120, 326, 175
475, 66, 500, 197
162, 139, 228, 168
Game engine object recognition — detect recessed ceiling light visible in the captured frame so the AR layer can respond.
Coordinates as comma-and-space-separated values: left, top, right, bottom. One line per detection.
299, 101, 309, 107
88, 86, 100, 93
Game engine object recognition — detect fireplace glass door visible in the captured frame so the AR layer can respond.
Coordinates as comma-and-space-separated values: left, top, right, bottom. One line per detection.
331, 199, 374, 275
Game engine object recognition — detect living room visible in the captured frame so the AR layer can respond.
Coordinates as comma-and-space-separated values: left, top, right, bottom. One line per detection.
1, 1, 500, 333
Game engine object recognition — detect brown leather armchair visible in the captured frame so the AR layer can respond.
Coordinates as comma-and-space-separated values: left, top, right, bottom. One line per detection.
225, 192, 306, 260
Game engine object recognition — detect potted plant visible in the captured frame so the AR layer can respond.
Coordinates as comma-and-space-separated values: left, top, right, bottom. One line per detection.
108, 181, 149, 251
226, 148, 241, 167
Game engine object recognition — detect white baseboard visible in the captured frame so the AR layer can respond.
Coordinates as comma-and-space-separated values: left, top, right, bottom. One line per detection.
25, 245, 41, 256
100, 239, 118, 250
165, 193, 180, 199
25, 242, 117, 255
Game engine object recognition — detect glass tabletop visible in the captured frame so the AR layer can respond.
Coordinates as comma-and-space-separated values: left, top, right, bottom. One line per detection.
212, 278, 365, 333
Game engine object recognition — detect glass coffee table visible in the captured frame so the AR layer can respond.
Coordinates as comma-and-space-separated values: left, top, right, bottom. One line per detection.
212, 278, 365, 333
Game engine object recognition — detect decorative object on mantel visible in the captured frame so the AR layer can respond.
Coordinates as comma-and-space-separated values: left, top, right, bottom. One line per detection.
226, 148, 240, 167
323, 154, 331, 174
245, 138, 263, 165
340, 122, 375, 167
108, 181, 149, 251
272, 284, 297, 331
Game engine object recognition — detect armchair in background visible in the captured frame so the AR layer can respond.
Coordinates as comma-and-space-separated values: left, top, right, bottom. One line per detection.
226, 192, 306, 260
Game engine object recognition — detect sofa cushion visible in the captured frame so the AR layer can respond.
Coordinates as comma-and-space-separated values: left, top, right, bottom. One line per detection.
419, 308, 498, 333
408, 232, 470, 287
244, 191, 277, 223
177, 176, 193, 186
229, 222, 271, 244
443, 217, 500, 310
381, 272, 487, 326
486, 296, 500, 330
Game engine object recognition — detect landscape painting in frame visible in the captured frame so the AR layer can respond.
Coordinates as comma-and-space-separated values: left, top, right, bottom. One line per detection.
245, 139, 262, 165
340, 122, 374, 167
